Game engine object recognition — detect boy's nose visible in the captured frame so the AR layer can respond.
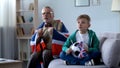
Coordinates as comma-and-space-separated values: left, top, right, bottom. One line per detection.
79, 23, 82, 26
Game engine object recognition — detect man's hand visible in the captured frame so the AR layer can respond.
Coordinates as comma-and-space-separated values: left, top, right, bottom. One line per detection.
38, 28, 43, 37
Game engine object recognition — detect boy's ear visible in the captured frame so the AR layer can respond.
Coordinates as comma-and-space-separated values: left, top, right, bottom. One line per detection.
88, 23, 91, 27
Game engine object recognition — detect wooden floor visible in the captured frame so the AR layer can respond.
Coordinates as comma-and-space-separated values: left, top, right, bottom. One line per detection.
22, 61, 28, 68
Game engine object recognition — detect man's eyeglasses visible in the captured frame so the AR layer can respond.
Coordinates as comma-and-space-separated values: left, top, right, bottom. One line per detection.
42, 12, 53, 15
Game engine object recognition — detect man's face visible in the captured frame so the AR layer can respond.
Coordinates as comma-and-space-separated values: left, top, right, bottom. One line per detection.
41, 8, 54, 23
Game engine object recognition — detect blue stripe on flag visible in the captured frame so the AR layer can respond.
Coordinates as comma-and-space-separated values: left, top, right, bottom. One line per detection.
31, 33, 37, 41
52, 29, 67, 42
37, 22, 45, 29
60, 23, 69, 33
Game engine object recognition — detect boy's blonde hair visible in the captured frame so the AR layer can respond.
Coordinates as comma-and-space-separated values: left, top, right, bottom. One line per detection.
77, 14, 91, 22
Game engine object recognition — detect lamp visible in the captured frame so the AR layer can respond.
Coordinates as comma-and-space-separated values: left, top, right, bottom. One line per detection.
111, 0, 120, 32
111, 0, 120, 11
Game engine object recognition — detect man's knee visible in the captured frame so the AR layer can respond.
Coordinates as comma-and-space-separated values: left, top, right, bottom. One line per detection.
42, 50, 52, 59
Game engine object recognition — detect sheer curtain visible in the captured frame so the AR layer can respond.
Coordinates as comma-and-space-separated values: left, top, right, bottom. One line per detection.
0, 0, 17, 59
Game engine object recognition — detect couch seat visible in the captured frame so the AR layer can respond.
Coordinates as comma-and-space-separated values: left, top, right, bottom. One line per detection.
48, 59, 108, 68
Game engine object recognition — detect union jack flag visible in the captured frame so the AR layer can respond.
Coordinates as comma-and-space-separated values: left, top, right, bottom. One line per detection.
52, 29, 69, 56
29, 21, 69, 68
78, 42, 88, 58
30, 21, 69, 55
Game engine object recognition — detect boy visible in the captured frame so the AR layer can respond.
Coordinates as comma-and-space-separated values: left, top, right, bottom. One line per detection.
60, 14, 101, 65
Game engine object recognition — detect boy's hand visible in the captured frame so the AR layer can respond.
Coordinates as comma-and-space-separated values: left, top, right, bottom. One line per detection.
84, 44, 88, 52
66, 48, 72, 54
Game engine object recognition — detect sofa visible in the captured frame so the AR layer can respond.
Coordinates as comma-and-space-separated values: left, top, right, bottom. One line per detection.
48, 33, 120, 68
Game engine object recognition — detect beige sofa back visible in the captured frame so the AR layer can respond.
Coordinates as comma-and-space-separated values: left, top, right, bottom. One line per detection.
98, 32, 120, 68
98, 32, 120, 39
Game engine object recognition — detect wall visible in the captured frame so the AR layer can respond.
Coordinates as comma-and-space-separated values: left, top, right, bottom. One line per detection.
37, 0, 120, 34
0, 28, 1, 57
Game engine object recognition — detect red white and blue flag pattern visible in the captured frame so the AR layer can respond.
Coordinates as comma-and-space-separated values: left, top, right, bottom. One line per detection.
30, 21, 69, 55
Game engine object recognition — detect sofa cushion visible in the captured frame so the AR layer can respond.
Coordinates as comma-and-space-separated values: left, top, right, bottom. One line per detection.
48, 59, 107, 68
98, 36, 107, 52
100, 33, 120, 39
101, 39, 120, 67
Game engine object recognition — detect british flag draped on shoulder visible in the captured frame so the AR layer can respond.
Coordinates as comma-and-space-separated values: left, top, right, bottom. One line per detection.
30, 20, 69, 56
52, 24, 69, 57
30, 23, 46, 53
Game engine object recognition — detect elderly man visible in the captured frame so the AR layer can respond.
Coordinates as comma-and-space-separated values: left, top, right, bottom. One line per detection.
28, 6, 69, 68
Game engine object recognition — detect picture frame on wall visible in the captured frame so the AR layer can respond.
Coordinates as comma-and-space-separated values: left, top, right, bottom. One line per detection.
92, 0, 100, 6
75, 0, 90, 7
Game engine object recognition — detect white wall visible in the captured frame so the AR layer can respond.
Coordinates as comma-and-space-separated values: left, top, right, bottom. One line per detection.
0, 0, 2, 57
37, 0, 120, 34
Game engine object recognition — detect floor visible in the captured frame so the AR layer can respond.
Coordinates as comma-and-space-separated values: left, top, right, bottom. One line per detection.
22, 61, 28, 68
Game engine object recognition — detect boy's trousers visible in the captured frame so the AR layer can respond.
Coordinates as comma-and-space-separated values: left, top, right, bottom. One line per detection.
59, 51, 101, 65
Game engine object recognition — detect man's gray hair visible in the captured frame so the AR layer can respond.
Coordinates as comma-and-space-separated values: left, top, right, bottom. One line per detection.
42, 6, 54, 13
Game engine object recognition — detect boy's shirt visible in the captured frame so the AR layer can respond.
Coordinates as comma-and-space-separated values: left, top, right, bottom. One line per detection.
76, 31, 89, 45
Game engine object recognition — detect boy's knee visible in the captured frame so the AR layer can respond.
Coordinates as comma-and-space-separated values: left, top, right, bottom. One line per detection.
59, 51, 66, 59
89, 50, 101, 59
59, 51, 63, 58
90, 50, 101, 55
93, 51, 101, 57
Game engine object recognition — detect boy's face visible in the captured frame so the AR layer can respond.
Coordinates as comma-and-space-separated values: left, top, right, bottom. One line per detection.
77, 18, 90, 32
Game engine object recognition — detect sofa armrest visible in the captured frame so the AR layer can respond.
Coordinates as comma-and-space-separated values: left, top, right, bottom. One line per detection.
101, 39, 120, 67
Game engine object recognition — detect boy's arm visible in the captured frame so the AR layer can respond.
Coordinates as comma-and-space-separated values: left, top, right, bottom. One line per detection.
88, 33, 100, 52
62, 37, 73, 53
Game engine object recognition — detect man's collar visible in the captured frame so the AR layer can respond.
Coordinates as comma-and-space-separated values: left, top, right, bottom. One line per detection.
44, 22, 52, 27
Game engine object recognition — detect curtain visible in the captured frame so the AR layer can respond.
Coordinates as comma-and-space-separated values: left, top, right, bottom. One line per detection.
0, 0, 17, 59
